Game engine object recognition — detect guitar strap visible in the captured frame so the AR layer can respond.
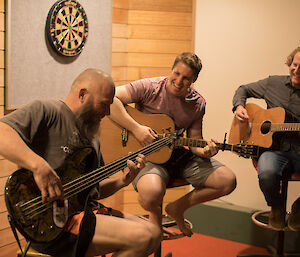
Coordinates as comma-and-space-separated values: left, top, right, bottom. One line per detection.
8, 213, 31, 257
74, 194, 96, 257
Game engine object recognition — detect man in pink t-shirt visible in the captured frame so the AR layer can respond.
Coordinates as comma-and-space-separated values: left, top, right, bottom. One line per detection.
109, 52, 236, 237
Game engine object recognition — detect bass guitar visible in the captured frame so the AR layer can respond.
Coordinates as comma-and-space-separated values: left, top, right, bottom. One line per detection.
228, 103, 300, 148
100, 105, 262, 162
5, 131, 177, 243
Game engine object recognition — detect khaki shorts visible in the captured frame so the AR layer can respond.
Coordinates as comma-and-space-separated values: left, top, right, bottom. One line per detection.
132, 148, 224, 191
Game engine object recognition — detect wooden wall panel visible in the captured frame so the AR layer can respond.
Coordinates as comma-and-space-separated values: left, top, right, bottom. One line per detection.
128, 10, 192, 26
112, 52, 128, 67
0, 69, 4, 85
139, 67, 171, 79
0, 228, 24, 248
128, 25, 192, 40
0, 51, 4, 69
129, 0, 192, 12
0, 87, 3, 104
112, 0, 129, 9
127, 53, 177, 67
112, 38, 127, 52
0, 0, 3, 11
0, 211, 10, 230
0, 31, 4, 49
112, 7, 128, 24
0, 241, 26, 257
112, 23, 128, 38
128, 39, 191, 54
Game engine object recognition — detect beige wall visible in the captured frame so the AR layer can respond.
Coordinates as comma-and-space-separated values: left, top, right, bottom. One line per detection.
194, 0, 300, 210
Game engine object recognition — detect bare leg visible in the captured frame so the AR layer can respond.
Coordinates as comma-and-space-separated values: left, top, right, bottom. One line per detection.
165, 166, 236, 236
136, 174, 167, 233
85, 209, 161, 257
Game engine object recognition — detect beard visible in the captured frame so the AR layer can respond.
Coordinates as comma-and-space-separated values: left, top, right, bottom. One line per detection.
75, 99, 100, 142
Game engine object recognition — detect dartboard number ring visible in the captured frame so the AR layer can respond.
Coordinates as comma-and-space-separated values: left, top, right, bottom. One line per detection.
46, 0, 88, 57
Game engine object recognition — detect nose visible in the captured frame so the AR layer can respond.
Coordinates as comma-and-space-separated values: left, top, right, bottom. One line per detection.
176, 76, 184, 86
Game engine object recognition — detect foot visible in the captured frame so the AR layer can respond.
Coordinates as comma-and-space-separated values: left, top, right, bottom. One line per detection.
269, 205, 286, 230
288, 198, 300, 231
165, 202, 193, 237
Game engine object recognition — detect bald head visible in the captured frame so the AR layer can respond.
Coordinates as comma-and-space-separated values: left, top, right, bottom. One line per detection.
65, 68, 115, 114
71, 68, 114, 93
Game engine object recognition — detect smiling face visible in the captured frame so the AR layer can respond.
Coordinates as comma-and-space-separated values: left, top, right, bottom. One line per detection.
289, 51, 300, 89
167, 61, 196, 98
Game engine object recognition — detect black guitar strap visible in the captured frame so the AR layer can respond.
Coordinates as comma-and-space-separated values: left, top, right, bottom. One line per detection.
8, 213, 31, 257
74, 194, 96, 257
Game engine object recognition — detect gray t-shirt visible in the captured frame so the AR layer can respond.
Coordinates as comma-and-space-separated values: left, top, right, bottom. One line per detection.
125, 76, 206, 130
1, 99, 101, 169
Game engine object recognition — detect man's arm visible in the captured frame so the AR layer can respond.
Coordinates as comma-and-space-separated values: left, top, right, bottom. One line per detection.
109, 86, 157, 146
0, 121, 63, 203
187, 127, 218, 158
98, 154, 145, 199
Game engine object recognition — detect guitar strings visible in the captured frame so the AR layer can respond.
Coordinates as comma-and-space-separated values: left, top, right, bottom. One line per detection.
20, 135, 173, 220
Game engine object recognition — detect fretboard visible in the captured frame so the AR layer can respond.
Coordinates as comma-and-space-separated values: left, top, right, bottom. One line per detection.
174, 137, 233, 151
271, 123, 300, 132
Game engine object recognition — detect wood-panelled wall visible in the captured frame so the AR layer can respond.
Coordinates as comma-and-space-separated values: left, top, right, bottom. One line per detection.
0, 0, 195, 256
111, 0, 194, 85
0, 1, 26, 256
108, 0, 195, 215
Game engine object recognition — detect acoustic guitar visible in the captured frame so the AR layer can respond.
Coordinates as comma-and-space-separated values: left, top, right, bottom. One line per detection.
228, 103, 300, 148
5, 131, 177, 243
100, 105, 262, 163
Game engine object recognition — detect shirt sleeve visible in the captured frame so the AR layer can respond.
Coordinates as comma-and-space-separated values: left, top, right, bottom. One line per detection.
0, 100, 46, 145
124, 78, 156, 103
232, 77, 269, 112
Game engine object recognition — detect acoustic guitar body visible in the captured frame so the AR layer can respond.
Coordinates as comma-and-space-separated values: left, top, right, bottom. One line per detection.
99, 106, 175, 164
229, 103, 285, 148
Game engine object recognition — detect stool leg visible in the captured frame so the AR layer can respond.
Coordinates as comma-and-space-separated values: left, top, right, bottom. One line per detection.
154, 203, 163, 257
154, 244, 162, 257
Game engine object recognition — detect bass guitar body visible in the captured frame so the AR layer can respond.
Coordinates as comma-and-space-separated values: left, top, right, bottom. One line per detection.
100, 106, 175, 164
229, 103, 285, 148
5, 147, 96, 243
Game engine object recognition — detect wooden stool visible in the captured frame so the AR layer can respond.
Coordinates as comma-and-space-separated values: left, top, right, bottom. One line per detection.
237, 172, 300, 257
153, 178, 193, 257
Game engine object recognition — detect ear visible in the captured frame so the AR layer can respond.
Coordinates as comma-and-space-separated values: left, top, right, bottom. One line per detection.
79, 88, 88, 103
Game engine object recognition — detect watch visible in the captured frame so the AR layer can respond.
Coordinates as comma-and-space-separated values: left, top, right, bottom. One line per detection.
46, 0, 89, 57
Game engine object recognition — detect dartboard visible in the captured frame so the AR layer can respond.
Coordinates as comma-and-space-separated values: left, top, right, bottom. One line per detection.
46, 0, 88, 57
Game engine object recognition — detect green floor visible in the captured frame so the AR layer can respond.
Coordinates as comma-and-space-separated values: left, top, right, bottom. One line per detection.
185, 201, 300, 253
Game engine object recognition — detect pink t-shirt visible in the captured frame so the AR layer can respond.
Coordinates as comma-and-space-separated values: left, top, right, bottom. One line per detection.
125, 77, 206, 130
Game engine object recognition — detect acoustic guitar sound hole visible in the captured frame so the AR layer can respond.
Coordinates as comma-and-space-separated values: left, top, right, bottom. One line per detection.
260, 121, 271, 134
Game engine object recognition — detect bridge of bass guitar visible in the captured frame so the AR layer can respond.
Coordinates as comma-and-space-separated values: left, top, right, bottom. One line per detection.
5, 169, 62, 243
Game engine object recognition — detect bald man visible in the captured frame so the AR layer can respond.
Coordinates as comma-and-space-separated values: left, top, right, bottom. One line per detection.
0, 69, 161, 257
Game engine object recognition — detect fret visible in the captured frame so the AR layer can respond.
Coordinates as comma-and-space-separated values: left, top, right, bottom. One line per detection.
271, 123, 300, 132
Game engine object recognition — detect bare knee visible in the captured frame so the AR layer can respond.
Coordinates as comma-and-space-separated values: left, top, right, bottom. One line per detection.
137, 177, 166, 212
206, 167, 237, 196
222, 174, 236, 195
131, 223, 161, 255
219, 168, 237, 196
